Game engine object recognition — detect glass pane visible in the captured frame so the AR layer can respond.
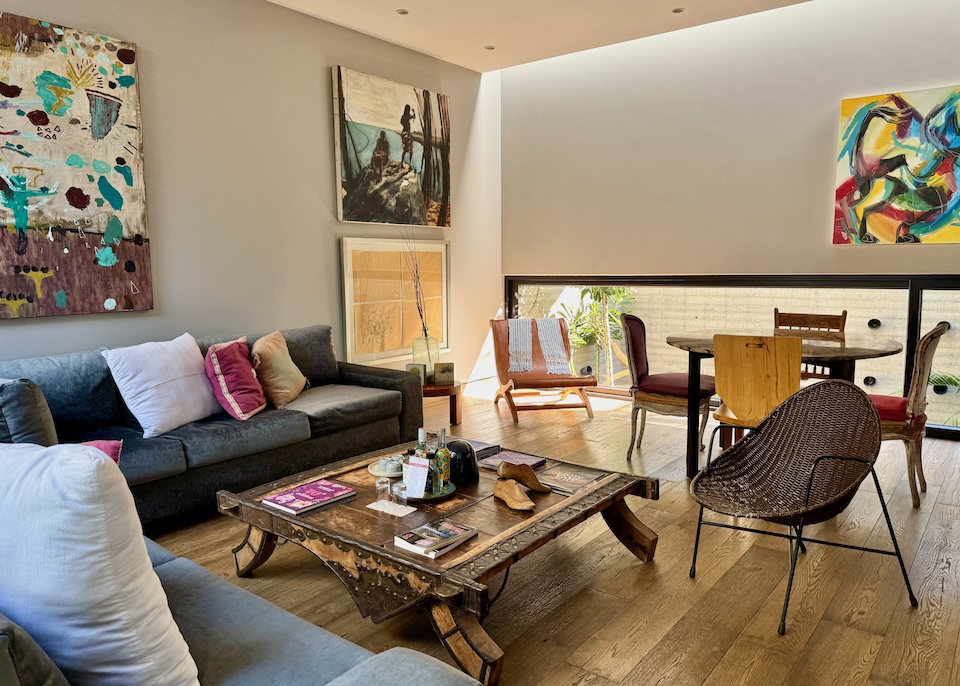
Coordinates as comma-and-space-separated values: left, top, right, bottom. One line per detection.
920, 290, 960, 427
516, 284, 908, 394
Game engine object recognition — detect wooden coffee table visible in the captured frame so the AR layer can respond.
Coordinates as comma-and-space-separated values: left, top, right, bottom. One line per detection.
217, 444, 659, 685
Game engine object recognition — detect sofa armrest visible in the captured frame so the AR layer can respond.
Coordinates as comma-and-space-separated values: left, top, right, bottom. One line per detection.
337, 363, 423, 442
326, 647, 480, 686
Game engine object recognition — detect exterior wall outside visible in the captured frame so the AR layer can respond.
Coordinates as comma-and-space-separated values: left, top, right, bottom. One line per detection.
0, 0, 502, 382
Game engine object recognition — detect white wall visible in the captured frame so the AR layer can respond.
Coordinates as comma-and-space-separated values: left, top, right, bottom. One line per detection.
0, 0, 502, 375
500, 0, 960, 276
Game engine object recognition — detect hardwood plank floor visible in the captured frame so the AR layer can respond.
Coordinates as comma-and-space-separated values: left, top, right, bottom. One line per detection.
153, 382, 960, 685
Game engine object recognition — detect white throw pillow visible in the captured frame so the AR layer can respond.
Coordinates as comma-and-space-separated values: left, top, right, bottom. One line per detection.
102, 333, 221, 438
0, 443, 200, 686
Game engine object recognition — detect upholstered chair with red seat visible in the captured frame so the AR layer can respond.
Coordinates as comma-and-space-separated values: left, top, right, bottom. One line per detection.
620, 314, 716, 460
868, 322, 949, 508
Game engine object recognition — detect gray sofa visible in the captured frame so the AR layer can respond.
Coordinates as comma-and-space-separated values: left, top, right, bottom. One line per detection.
0, 538, 478, 685
0, 324, 423, 523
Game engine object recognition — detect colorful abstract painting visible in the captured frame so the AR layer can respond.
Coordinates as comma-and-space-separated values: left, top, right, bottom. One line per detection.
835, 84, 960, 244
0, 12, 150, 318
333, 67, 451, 227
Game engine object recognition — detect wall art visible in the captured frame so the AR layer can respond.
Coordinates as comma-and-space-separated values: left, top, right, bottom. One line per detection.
835, 84, 960, 244
0, 12, 150, 318
333, 66, 451, 227
341, 237, 449, 363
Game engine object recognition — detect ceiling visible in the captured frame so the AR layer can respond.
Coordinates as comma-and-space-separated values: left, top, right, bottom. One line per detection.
266, 0, 811, 73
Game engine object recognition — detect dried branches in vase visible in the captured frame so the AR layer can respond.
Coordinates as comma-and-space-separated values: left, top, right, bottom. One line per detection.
401, 232, 439, 382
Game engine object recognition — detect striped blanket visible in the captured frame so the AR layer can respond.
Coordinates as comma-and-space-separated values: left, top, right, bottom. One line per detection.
507, 318, 571, 375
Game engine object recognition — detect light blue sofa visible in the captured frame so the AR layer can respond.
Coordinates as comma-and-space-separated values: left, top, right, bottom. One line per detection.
0, 537, 478, 685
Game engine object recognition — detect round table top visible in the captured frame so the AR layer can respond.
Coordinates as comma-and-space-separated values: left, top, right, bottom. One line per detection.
422, 381, 462, 397
666, 331, 903, 362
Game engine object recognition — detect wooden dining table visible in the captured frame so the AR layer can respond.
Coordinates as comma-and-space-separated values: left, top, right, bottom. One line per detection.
667, 331, 903, 478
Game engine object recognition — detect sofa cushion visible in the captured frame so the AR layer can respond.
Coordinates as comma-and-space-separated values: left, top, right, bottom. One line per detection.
64, 426, 187, 486
0, 610, 70, 686
102, 333, 222, 438
204, 337, 266, 421
0, 378, 58, 445
165, 409, 311, 469
277, 324, 340, 385
154, 556, 371, 685
252, 331, 309, 409
325, 647, 480, 686
0, 443, 199, 686
145, 538, 177, 568
0, 348, 120, 430
283, 384, 402, 438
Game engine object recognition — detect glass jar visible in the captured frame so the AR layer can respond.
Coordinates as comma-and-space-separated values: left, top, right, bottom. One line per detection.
412, 331, 440, 383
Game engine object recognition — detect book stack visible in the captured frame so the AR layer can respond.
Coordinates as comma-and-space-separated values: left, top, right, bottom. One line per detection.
462, 439, 501, 461
476, 449, 546, 471
394, 517, 479, 559
260, 479, 356, 515
535, 464, 604, 495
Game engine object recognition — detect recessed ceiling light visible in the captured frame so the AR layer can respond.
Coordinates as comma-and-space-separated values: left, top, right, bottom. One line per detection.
483, 45, 496, 51
672, 7, 686, 13
396, 8, 409, 15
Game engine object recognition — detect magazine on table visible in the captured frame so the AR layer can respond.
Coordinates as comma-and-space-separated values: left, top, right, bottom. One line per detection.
535, 464, 605, 495
260, 478, 355, 515
476, 449, 546, 471
394, 517, 478, 558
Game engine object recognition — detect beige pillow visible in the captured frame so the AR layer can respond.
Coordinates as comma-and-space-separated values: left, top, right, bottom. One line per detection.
251, 331, 308, 408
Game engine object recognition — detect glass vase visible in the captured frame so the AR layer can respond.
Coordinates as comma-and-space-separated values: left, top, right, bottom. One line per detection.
412, 330, 440, 383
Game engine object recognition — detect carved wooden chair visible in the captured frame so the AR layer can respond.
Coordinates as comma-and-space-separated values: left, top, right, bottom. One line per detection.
620, 314, 715, 459
711, 334, 801, 450
869, 322, 949, 508
691, 380, 917, 635
774, 308, 847, 379
489, 318, 597, 423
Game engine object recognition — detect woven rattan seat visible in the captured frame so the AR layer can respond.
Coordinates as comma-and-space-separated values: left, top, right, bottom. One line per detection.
690, 380, 917, 635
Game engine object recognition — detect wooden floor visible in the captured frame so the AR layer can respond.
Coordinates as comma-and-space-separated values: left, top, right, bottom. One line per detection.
154, 382, 960, 686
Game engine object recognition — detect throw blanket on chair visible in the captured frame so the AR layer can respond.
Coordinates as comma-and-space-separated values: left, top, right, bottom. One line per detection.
508, 318, 571, 375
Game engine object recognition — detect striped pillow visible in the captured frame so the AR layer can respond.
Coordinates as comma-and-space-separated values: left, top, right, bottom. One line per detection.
204, 337, 266, 421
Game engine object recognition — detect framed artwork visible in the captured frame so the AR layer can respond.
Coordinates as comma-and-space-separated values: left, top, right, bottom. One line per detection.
0, 12, 151, 318
835, 84, 960, 245
341, 237, 449, 364
333, 66, 451, 227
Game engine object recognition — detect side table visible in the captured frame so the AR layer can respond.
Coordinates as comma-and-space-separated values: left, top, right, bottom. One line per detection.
422, 381, 463, 425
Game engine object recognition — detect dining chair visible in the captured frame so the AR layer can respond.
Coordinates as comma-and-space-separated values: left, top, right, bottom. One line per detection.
690, 380, 918, 635
620, 314, 715, 459
869, 322, 949, 508
489, 318, 597, 423
711, 334, 801, 450
774, 308, 847, 380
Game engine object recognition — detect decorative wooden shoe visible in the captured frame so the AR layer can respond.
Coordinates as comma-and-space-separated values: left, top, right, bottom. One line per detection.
496, 462, 550, 493
493, 479, 535, 511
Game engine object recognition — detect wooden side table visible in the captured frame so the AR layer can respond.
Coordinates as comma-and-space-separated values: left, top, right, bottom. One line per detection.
422, 381, 463, 425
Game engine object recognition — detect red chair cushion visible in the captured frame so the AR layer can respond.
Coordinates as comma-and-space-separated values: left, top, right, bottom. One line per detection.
637, 373, 716, 399
869, 394, 908, 421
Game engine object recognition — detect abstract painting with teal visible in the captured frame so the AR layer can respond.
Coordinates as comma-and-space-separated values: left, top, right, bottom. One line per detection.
835, 84, 960, 245
0, 11, 151, 318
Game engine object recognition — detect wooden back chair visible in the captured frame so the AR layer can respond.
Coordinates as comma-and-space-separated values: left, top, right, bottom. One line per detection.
774, 309, 847, 379
489, 318, 597, 423
713, 334, 801, 429
869, 322, 949, 507
690, 380, 917, 635
620, 313, 715, 458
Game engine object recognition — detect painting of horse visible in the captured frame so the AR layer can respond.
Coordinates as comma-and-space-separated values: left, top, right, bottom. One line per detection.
835, 84, 960, 245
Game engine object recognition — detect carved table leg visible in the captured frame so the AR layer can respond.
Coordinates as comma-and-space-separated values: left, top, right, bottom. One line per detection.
602, 499, 658, 562
428, 600, 504, 685
231, 525, 278, 577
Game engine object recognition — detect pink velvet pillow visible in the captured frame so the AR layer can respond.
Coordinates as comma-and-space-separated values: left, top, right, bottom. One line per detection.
205, 337, 267, 420
79, 439, 123, 465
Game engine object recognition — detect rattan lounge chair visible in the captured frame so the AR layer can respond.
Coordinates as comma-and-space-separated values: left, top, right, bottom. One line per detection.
690, 380, 918, 635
